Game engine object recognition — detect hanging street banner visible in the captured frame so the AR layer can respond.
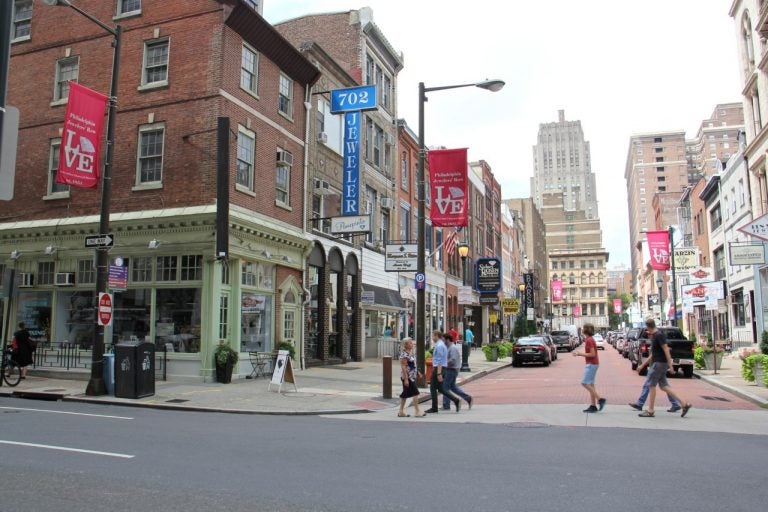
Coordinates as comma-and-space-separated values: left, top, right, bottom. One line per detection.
458, 285, 474, 305
737, 212, 768, 241
476, 258, 502, 293
688, 266, 715, 284
673, 247, 699, 272
551, 279, 563, 303
523, 271, 535, 311
56, 82, 108, 189
573, 305, 581, 318
729, 243, 766, 265
428, 148, 468, 227
385, 243, 418, 272
647, 293, 660, 308
646, 230, 671, 270
681, 280, 727, 304
612, 298, 622, 315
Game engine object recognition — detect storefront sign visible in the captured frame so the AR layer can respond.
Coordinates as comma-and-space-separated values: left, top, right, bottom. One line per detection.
479, 293, 498, 305
458, 286, 474, 305
681, 280, 726, 304
475, 258, 502, 293
523, 272, 535, 310
688, 266, 714, 283
361, 291, 375, 305
673, 247, 699, 271
342, 112, 361, 215
501, 298, 519, 315
330, 215, 371, 234
737, 212, 768, 241
428, 148, 468, 227
729, 244, 766, 265
330, 84, 378, 113
527, 308, 535, 320
647, 293, 660, 308
385, 244, 418, 272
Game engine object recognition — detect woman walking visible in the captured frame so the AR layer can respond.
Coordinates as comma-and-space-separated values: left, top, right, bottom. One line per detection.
397, 338, 425, 417
12, 322, 34, 379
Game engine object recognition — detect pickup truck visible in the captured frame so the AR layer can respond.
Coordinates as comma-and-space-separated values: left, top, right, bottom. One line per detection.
550, 330, 574, 352
629, 326, 695, 378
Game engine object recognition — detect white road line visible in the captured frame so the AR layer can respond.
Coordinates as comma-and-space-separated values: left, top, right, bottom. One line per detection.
0, 440, 134, 459
0, 406, 133, 420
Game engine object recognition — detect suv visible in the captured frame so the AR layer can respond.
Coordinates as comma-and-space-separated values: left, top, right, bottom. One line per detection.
629, 326, 694, 378
550, 330, 574, 352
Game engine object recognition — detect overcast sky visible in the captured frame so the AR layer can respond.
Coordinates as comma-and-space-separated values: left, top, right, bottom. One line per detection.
264, 1, 743, 269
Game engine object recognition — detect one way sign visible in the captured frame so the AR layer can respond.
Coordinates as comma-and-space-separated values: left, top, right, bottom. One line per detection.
85, 234, 114, 248
737, 213, 768, 241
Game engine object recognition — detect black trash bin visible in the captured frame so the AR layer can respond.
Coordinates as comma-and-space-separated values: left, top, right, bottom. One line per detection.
114, 342, 155, 399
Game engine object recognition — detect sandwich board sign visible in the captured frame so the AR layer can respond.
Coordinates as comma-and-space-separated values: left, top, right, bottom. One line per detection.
268, 350, 297, 393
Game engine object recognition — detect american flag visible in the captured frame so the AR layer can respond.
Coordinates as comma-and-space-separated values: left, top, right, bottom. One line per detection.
444, 230, 458, 256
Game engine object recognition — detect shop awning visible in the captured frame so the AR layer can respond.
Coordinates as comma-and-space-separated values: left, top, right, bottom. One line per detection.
362, 284, 404, 309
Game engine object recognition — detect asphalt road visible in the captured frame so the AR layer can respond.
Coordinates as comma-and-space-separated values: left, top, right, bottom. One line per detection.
1, 396, 766, 512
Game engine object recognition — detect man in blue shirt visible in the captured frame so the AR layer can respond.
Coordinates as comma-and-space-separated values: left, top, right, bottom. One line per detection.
464, 327, 475, 348
426, 330, 461, 414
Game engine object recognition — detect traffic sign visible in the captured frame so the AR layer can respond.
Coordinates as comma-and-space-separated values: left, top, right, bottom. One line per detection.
98, 292, 113, 326
415, 272, 426, 290
85, 233, 114, 248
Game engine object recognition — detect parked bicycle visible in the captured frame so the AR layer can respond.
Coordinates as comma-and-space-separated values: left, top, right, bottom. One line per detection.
2, 348, 22, 387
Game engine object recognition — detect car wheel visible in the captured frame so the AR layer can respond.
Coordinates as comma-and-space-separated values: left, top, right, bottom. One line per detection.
543, 359, 550, 367
682, 366, 693, 378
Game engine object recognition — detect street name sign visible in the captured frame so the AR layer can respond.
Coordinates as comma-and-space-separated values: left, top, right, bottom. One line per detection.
85, 233, 114, 248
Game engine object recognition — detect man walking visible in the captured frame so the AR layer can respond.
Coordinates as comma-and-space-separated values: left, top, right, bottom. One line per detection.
628, 354, 682, 413
442, 333, 473, 410
638, 319, 692, 418
425, 331, 460, 414
572, 323, 606, 413
464, 326, 474, 348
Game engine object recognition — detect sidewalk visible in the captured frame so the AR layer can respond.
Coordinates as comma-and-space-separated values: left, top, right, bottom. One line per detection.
693, 351, 768, 408
0, 349, 508, 415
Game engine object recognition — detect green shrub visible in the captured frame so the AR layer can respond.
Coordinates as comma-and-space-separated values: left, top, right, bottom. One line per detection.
278, 341, 295, 360
497, 341, 514, 359
694, 345, 704, 370
761, 330, 768, 355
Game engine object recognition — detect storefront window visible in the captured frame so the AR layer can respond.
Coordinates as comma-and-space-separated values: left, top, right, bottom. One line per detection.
241, 293, 273, 352
16, 291, 52, 347
55, 291, 95, 347
113, 289, 151, 346
155, 288, 202, 353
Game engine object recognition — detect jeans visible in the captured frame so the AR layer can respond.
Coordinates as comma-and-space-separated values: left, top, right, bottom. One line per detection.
637, 375, 680, 407
442, 368, 471, 409
430, 366, 457, 410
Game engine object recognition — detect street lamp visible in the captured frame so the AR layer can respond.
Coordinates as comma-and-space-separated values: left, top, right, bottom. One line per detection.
656, 276, 664, 324
43, 0, 123, 396
457, 242, 471, 371
668, 226, 679, 327
416, 79, 504, 384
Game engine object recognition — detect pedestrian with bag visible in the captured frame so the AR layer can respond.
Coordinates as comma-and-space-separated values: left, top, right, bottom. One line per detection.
573, 323, 606, 413
425, 330, 460, 414
638, 319, 692, 418
397, 338, 425, 418
442, 333, 473, 410
11, 322, 34, 380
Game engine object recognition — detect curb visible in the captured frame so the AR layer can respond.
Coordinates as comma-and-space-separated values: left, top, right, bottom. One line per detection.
693, 371, 768, 408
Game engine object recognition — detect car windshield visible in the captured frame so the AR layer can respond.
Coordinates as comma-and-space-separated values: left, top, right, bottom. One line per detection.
551, 331, 569, 336
518, 339, 544, 345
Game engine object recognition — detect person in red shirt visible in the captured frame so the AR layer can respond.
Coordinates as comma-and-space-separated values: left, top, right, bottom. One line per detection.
572, 323, 606, 413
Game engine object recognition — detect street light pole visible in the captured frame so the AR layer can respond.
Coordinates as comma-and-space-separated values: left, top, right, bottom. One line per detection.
43, 0, 122, 396
457, 242, 471, 371
656, 276, 664, 325
415, 79, 504, 385
669, 225, 678, 327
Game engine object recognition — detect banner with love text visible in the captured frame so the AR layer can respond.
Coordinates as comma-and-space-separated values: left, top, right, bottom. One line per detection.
428, 148, 468, 227
646, 230, 671, 271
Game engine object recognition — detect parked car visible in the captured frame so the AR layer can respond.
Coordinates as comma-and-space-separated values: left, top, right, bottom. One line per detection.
592, 333, 606, 350
543, 334, 558, 360
512, 337, 553, 367
550, 330, 574, 352
629, 326, 695, 378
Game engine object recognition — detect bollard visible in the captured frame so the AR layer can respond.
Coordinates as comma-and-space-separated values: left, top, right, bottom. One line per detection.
383, 355, 392, 399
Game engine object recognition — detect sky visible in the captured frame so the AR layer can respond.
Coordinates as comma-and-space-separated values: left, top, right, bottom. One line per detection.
264, 0, 743, 269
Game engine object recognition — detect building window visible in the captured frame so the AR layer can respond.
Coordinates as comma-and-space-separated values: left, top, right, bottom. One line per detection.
47, 138, 68, 196
240, 44, 259, 95
731, 289, 746, 327
739, 179, 745, 206
276, 149, 292, 205
714, 246, 726, 280
365, 186, 377, 244
655, 157, 664, 162
180, 255, 203, 281
380, 210, 390, 246
54, 56, 79, 102
400, 153, 409, 190
117, 0, 141, 16
655, 147, 663, 153
136, 123, 165, 184
742, 12, 756, 76
278, 74, 293, 117
710, 203, 722, 231
12, 0, 32, 41
219, 293, 229, 339
236, 128, 255, 190
654, 137, 662, 143
241, 262, 274, 289
156, 256, 178, 282
566, 234, 575, 246
132, 257, 152, 282
283, 309, 295, 341
399, 205, 410, 241
38, 262, 55, 286
750, 85, 763, 134
77, 259, 95, 284
142, 38, 169, 86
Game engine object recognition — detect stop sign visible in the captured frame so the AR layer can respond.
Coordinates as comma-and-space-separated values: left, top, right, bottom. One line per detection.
98, 292, 113, 326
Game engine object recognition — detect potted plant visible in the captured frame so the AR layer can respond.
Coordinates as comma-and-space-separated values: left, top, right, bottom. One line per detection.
742, 351, 768, 387
278, 341, 296, 360
701, 338, 724, 371
214, 341, 239, 383
482, 343, 499, 362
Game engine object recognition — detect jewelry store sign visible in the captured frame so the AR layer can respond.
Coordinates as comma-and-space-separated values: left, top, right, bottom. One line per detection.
330, 215, 371, 234
385, 244, 418, 272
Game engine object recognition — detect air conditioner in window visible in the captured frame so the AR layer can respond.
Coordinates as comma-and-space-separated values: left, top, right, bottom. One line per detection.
19, 273, 34, 288
276, 150, 293, 166
317, 132, 328, 144
55, 272, 75, 286
314, 179, 332, 195
380, 197, 394, 209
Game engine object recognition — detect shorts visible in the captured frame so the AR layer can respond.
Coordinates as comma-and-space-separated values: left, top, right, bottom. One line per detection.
581, 364, 599, 385
646, 363, 670, 388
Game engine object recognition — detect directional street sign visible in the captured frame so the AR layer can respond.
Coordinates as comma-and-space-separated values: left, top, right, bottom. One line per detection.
737, 212, 768, 241
85, 233, 114, 248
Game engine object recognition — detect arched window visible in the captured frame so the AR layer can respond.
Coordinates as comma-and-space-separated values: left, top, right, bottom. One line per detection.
569, 273, 575, 285
589, 273, 596, 284
551, 273, 559, 281
597, 273, 604, 284
743, 12, 756, 75
580, 273, 587, 284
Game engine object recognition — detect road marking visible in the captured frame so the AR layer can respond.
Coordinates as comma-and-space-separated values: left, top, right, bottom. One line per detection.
0, 406, 133, 420
0, 440, 134, 459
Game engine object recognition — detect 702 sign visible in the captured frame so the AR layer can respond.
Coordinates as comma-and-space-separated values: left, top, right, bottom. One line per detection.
331, 85, 378, 113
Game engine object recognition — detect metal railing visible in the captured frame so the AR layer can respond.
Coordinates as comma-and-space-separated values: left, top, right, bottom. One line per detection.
33, 342, 167, 381
378, 337, 402, 359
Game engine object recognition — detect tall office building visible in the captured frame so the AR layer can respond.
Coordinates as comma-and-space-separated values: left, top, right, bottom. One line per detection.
531, 110, 599, 219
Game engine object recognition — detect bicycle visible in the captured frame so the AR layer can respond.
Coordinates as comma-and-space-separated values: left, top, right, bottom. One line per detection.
2, 348, 21, 387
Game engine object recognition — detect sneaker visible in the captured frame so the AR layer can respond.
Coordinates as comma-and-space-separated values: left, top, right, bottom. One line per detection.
681, 403, 692, 418
628, 402, 642, 411
454, 399, 461, 413
424, 408, 438, 414
598, 398, 606, 411
467, 396, 473, 410
583, 405, 598, 413
667, 405, 682, 413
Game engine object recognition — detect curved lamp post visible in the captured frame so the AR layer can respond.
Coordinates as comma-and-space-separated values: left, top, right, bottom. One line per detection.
457, 242, 471, 371
415, 79, 504, 385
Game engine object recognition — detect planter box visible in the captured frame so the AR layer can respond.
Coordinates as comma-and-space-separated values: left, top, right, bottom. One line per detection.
703, 352, 724, 371
755, 364, 766, 388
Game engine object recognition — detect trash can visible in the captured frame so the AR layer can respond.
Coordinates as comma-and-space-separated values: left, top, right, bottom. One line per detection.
114, 342, 155, 399
103, 352, 115, 395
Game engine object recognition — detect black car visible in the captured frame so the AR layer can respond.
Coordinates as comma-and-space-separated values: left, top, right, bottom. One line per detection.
512, 337, 553, 367
550, 330, 574, 352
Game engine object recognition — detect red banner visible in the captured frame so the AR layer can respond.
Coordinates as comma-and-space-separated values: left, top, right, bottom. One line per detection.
56, 82, 108, 189
551, 280, 563, 303
573, 305, 581, 318
613, 298, 622, 315
428, 148, 468, 227
646, 230, 671, 270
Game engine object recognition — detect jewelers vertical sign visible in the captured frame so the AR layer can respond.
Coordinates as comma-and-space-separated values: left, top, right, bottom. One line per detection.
331, 85, 378, 215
